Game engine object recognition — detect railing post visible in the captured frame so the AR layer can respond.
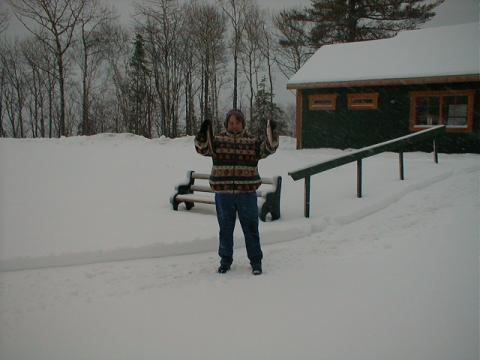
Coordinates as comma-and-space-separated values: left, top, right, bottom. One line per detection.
399, 151, 404, 180
304, 176, 311, 218
433, 139, 438, 163
357, 159, 362, 198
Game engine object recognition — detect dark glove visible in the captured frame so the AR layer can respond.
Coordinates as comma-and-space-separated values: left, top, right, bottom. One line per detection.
199, 119, 211, 134
269, 119, 277, 131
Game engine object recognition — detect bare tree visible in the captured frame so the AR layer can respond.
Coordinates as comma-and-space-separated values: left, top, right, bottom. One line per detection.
186, 1, 227, 131
0, 7, 9, 136
0, 42, 5, 137
137, 0, 184, 138
40, 42, 59, 138
0, 5, 9, 33
74, 0, 117, 135
21, 38, 45, 137
240, 1, 265, 121
103, 21, 130, 133
218, 0, 250, 109
3, 84, 17, 137
9, 0, 88, 137
0, 40, 27, 138
20, 37, 60, 138
180, 2, 198, 135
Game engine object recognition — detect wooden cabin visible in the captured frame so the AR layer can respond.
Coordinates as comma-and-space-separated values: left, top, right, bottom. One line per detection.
287, 22, 480, 153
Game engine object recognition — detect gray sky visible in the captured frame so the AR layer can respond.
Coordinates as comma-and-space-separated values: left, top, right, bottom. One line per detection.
106, 0, 479, 28
4, 0, 478, 36
424, 0, 479, 27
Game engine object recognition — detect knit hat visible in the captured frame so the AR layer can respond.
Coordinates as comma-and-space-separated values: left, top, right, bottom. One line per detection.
224, 109, 246, 129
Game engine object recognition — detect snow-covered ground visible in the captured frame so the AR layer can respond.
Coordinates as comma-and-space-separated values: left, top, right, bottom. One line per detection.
0, 135, 478, 359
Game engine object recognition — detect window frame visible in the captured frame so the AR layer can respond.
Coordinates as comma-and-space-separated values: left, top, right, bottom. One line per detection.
308, 94, 338, 111
347, 92, 379, 110
409, 90, 475, 133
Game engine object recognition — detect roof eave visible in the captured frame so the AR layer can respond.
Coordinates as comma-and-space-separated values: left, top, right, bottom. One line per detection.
286, 74, 480, 90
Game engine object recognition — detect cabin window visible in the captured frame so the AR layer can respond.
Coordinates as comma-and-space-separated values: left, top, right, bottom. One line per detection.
347, 93, 379, 110
308, 94, 338, 110
410, 90, 475, 133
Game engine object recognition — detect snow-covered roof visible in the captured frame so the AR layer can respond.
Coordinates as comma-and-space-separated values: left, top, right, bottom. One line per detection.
287, 22, 480, 89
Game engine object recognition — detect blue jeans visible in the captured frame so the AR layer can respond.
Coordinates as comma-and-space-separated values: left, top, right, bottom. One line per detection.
215, 192, 263, 266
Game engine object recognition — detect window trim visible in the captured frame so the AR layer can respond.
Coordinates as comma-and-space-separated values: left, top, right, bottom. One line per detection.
308, 94, 338, 111
409, 90, 475, 133
347, 92, 379, 110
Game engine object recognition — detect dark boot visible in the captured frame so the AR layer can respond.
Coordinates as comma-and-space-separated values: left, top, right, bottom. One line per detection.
218, 257, 232, 274
251, 262, 262, 275
218, 264, 231, 274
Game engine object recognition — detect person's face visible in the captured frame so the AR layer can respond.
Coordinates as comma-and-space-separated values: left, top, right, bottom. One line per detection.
227, 115, 243, 133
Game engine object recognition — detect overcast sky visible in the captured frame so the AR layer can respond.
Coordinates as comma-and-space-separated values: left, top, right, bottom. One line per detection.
423, 0, 479, 26
3, 0, 479, 36
100, 0, 479, 28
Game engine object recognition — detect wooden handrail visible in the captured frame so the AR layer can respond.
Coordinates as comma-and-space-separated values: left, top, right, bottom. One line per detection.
288, 125, 446, 217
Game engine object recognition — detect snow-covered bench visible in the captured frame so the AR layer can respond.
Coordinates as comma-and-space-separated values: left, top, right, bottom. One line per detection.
171, 171, 282, 221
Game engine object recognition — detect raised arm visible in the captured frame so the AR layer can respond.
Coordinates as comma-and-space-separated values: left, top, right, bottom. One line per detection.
194, 119, 214, 157
258, 118, 279, 159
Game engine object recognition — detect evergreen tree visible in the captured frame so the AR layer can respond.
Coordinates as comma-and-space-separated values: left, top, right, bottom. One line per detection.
128, 33, 152, 137
273, 8, 315, 78
251, 78, 287, 139
281, 0, 444, 48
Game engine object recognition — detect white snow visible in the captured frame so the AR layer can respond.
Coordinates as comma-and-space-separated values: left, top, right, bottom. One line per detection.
287, 22, 480, 87
0, 134, 479, 360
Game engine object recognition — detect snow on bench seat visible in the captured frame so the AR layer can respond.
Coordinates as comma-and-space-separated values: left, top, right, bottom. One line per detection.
171, 171, 282, 221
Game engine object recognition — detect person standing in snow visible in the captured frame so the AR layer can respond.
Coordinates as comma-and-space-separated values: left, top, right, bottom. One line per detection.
195, 109, 278, 275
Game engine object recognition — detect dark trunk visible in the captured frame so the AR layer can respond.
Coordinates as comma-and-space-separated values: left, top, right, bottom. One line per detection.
204, 51, 210, 120
57, 55, 66, 137
82, 33, 90, 135
233, 39, 238, 109
347, 0, 358, 42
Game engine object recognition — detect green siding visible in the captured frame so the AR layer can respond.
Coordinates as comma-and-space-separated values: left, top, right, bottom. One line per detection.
302, 82, 480, 153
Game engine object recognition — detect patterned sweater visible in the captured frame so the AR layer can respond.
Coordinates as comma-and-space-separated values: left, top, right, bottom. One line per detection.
195, 125, 279, 193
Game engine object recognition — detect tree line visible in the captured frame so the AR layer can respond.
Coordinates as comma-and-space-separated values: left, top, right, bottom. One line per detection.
0, 0, 442, 139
